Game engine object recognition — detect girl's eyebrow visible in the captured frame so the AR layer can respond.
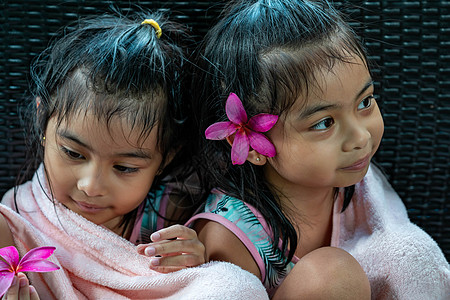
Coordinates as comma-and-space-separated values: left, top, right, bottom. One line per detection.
356, 79, 374, 99
298, 78, 374, 120
56, 129, 153, 159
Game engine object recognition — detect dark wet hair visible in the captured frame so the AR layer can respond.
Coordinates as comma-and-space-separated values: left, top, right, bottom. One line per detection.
193, 0, 367, 265
17, 9, 198, 234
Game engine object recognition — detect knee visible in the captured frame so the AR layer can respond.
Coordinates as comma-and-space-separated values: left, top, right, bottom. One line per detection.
273, 247, 370, 300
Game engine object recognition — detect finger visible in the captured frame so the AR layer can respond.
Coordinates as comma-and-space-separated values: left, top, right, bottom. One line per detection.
144, 239, 205, 257
136, 243, 151, 255
29, 286, 40, 300
18, 275, 31, 300
5, 275, 19, 299
151, 225, 197, 242
150, 253, 205, 269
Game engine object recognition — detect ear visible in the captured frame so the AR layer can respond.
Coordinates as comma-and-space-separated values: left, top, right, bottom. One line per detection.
246, 149, 267, 166
225, 135, 267, 166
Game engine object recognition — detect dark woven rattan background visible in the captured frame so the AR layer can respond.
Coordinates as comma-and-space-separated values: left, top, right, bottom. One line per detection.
1, 1, 449, 260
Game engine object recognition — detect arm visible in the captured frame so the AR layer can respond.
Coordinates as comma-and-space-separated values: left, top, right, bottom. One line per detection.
194, 219, 261, 279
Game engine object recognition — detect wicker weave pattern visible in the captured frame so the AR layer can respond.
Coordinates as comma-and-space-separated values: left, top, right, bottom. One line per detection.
1, 0, 448, 260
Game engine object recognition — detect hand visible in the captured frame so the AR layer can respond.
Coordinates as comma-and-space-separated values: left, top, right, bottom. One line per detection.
137, 225, 206, 273
2, 273, 40, 300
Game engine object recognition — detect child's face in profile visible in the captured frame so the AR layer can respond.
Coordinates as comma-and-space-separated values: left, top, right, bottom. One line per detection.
263, 55, 384, 196
43, 111, 163, 233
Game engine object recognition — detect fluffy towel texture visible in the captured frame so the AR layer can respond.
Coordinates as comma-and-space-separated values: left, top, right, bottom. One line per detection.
0, 166, 268, 299
331, 165, 450, 300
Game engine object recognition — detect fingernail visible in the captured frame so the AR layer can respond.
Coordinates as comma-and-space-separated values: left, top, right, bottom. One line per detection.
150, 257, 160, 266
151, 232, 160, 241
145, 247, 156, 256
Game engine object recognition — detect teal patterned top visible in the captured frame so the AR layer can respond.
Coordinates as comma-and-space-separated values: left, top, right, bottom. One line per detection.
186, 189, 297, 296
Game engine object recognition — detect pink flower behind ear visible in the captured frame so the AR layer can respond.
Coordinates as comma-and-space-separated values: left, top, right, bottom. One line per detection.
0, 246, 59, 297
205, 93, 278, 165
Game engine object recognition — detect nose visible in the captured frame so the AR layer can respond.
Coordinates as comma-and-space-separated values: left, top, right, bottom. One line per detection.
77, 164, 107, 197
342, 119, 370, 152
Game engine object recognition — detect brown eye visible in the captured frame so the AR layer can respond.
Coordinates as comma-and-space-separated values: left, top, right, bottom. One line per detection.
114, 165, 139, 174
358, 96, 374, 110
311, 117, 335, 130
61, 147, 84, 159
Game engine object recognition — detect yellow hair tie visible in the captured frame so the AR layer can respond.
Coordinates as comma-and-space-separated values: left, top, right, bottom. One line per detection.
141, 19, 162, 39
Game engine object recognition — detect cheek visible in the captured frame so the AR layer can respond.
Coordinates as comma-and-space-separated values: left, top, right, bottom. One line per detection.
371, 108, 384, 148
123, 173, 157, 200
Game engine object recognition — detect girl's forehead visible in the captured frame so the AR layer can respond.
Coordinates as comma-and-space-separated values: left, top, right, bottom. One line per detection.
288, 56, 371, 113
53, 110, 157, 147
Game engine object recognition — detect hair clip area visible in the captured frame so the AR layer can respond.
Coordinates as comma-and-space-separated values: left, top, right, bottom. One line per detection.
205, 93, 278, 165
141, 19, 162, 39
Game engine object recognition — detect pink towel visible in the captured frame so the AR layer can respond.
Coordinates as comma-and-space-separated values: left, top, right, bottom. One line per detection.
331, 165, 450, 299
0, 166, 268, 299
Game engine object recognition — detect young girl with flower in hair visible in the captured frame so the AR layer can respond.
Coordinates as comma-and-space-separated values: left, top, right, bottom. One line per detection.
188, 0, 449, 299
0, 9, 268, 300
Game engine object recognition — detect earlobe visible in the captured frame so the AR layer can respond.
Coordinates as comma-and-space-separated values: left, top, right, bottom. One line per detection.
227, 135, 267, 165
247, 150, 267, 166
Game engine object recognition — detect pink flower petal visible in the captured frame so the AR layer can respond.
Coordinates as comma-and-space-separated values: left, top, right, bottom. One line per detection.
205, 121, 238, 140
231, 129, 249, 165
226, 93, 247, 125
18, 260, 60, 273
248, 114, 278, 132
248, 131, 277, 157
0, 260, 10, 272
0, 271, 14, 298
0, 246, 19, 268
19, 247, 56, 264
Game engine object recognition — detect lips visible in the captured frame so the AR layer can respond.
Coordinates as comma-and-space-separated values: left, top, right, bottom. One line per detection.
74, 200, 106, 213
341, 154, 371, 171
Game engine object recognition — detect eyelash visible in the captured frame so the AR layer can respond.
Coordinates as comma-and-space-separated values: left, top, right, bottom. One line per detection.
358, 95, 374, 110
113, 165, 139, 174
61, 146, 84, 160
60, 146, 139, 174
310, 118, 334, 130
310, 95, 375, 131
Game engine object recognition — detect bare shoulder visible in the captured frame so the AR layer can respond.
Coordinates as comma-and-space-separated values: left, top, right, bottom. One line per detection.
0, 212, 15, 248
193, 219, 261, 279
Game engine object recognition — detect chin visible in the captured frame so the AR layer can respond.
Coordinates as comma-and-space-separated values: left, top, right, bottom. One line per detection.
337, 169, 369, 187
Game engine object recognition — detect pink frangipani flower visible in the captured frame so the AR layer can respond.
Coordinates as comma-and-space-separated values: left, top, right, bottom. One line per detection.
0, 246, 59, 297
205, 93, 278, 165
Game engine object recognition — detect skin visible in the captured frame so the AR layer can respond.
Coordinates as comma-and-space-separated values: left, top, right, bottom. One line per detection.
44, 114, 162, 231
43, 113, 161, 232
195, 55, 383, 298
42, 112, 204, 271
0, 108, 205, 298
2, 273, 39, 300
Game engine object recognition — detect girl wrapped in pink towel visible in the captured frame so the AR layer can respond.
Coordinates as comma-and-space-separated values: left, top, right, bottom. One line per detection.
0, 9, 267, 300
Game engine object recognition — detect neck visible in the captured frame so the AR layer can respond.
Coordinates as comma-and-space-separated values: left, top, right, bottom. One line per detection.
274, 185, 336, 219
273, 185, 336, 257
104, 216, 130, 238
